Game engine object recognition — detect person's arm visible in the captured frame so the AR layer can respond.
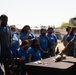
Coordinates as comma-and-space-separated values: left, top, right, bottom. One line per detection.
28, 54, 32, 62
20, 32, 29, 41
0, 65, 4, 75
28, 32, 35, 42
62, 35, 67, 46
55, 35, 76, 61
22, 34, 29, 41
53, 35, 58, 47
28, 48, 33, 62
60, 35, 75, 55
20, 56, 26, 62
39, 46, 45, 53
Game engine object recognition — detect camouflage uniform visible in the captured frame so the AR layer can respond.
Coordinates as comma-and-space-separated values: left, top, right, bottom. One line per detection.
61, 35, 76, 57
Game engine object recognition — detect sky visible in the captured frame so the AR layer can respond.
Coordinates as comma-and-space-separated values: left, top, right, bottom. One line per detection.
0, 0, 76, 29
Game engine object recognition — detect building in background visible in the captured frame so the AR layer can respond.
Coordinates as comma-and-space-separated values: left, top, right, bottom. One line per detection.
10, 25, 66, 40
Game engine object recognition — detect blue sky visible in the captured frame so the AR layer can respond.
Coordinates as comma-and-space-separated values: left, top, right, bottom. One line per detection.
0, 0, 76, 28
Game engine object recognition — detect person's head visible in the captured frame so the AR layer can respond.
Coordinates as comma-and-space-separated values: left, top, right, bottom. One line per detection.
48, 27, 53, 34
20, 40, 30, 50
70, 26, 76, 35
10, 25, 17, 34
66, 26, 71, 33
21, 25, 31, 33
10, 25, 16, 31
0, 14, 8, 27
31, 38, 40, 48
40, 28, 46, 36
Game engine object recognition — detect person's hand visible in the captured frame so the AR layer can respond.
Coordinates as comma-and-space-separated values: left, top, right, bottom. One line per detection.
63, 54, 66, 59
31, 38, 35, 41
44, 51, 48, 53
55, 54, 66, 61
20, 56, 25, 62
11, 41, 16, 44
27, 30, 31, 34
55, 54, 62, 61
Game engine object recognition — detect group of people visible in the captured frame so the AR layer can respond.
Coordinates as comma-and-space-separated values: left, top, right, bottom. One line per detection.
17, 23, 57, 75
1, 14, 76, 75
0, 14, 58, 75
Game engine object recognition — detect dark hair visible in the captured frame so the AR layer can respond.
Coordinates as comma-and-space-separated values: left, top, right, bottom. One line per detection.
70, 27, 76, 35
48, 27, 53, 31
0, 14, 8, 20
20, 25, 30, 33
20, 40, 29, 47
31, 38, 40, 52
40, 28, 46, 33
31, 38, 39, 47
66, 26, 71, 32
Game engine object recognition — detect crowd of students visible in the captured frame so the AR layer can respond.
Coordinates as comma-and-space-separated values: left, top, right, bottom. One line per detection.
0, 14, 58, 75
18, 25, 57, 75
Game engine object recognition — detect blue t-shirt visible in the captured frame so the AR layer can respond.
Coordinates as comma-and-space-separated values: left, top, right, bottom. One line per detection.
38, 35, 48, 51
11, 33, 18, 41
66, 34, 74, 42
18, 48, 30, 64
20, 32, 34, 41
11, 33, 19, 57
66, 34, 74, 56
28, 47, 41, 62
47, 33, 57, 46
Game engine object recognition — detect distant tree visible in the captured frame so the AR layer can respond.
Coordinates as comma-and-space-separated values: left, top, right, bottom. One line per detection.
47, 25, 55, 29
58, 17, 76, 29
69, 17, 76, 26
69, 18, 74, 24
60, 22, 72, 29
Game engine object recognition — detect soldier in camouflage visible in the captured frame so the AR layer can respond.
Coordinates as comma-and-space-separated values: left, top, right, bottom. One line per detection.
56, 17, 76, 61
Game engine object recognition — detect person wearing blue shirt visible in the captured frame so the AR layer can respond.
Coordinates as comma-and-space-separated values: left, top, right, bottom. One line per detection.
18, 40, 30, 75
20, 25, 35, 44
47, 27, 57, 56
62, 26, 71, 47
38, 29, 49, 59
11, 25, 19, 57
66, 27, 76, 56
28, 38, 41, 62
0, 14, 11, 75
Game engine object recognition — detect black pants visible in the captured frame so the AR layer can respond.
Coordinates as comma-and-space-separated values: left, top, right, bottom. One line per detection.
19, 64, 26, 75
1, 53, 11, 75
41, 52, 50, 59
